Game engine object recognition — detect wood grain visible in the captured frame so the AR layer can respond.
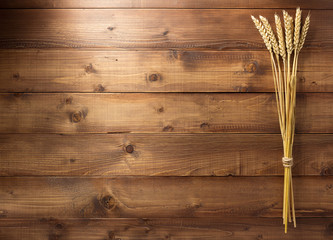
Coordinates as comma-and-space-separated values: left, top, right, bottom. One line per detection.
1, 49, 332, 93
0, 1, 331, 238
0, 93, 332, 133
1, 0, 332, 9
0, 9, 331, 50
1, 133, 332, 177
0, 177, 332, 218
0, 218, 332, 240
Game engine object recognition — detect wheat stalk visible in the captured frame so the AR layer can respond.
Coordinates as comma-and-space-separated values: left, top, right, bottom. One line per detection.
294, 8, 302, 51
260, 15, 279, 55
275, 14, 286, 60
251, 16, 272, 51
254, 15, 284, 129
283, 10, 294, 54
298, 12, 311, 52
251, 8, 310, 233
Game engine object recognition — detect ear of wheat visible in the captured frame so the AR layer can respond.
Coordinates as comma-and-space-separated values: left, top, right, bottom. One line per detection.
251, 8, 310, 233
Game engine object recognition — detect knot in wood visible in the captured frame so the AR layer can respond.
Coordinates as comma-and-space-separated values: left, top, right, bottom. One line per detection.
125, 144, 134, 153
65, 97, 72, 104
321, 167, 332, 176
13, 73, 20, 80
326, 223, 333, 235
55, 223, 64, 229
84, 63, 96, 74
71, 111, 82, 123
299, 76, 306, 83
149, 73, 160, 82
245, 62, 258, 73
108, 231, 116, 240
101, 195, 116, 210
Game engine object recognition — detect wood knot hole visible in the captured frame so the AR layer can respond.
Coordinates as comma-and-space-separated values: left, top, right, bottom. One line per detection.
125, 145, 134, 153
101, 195, 116, 210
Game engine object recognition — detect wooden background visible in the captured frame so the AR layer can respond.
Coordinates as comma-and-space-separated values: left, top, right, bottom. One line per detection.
0, 1, 332, 239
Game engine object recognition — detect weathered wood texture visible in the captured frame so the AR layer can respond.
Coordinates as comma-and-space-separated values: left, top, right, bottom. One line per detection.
0, 1, 331, 238
0, 177, 333, 218
1, 0, 332, 9
0, 218, 332, 240
1, 134, 332, 177
0, 9, 331, 50
1, 50, 332, 93
0, 93, 332, 133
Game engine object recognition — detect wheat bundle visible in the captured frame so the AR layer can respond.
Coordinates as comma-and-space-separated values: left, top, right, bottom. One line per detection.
251, 8, 310, 233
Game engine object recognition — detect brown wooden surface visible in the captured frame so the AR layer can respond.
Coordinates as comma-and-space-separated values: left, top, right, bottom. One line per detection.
0, 9, 331, 50
0, 176, 333, 218
0, 133, 332, 177
0, 93, 332, 133
1, 0, 332, 9
0, 1, 331, 238
0, 218, 332, 240
1, 50, 332, 93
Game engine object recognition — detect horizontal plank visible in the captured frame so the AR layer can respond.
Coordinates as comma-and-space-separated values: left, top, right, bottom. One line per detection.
0, 9, 331, 50
0, 218, 332, 240
1, 50, 332, 93
0, 93, 332, 133
0, 177, 332, 218
1, 134, 332, 177
1, 0, 332, 9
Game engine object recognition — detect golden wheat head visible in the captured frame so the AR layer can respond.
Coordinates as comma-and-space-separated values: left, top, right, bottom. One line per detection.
259, 15, 279, 55
251, 15, 271, 51
298, 12, 311, 52
294, 7, 302, 51
274, 14, 286, 60
283, 10, 294, 54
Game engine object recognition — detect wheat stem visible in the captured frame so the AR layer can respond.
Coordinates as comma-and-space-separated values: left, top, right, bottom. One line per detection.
251, 8, 309, 233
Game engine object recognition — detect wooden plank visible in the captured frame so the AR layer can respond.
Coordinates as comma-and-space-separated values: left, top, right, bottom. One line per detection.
0, 9, 331, 50
0, 93, 332, 133
1, 133, 332, 177
1, 50, 332, 93
0, 177, 332, 218
0, 218, 332, 240
1, 0, 332, 9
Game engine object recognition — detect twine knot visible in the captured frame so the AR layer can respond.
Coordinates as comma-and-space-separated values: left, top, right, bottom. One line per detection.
282, 157, 293, 168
